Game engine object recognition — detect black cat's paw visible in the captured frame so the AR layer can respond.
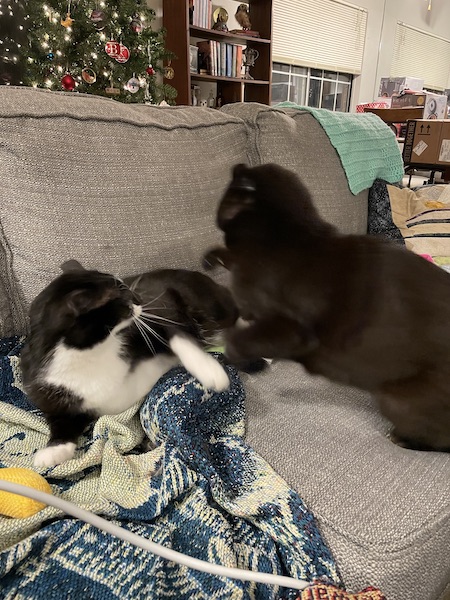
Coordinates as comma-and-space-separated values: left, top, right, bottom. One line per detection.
225, 356, 270, 374
388, 429, 434, 451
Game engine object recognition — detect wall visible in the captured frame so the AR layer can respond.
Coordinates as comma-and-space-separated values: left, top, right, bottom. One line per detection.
354, 0, 450, 108
150, 0, 450, 109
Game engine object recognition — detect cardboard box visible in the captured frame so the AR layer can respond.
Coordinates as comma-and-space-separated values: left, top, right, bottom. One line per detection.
378, 77, 424, 98
391, 91, 447, 119
403, 119, 450, 165
438, 122, 450, 165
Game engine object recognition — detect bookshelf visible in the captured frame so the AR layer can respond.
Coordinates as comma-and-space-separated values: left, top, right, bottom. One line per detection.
162, 0, 272, 106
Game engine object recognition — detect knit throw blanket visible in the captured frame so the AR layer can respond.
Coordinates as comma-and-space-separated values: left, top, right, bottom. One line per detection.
276, 102, 404, 196
0, 337, 341, 599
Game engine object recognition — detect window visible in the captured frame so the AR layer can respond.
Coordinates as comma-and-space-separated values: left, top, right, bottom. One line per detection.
271, 63, 353, 112
391, 23, 450, 92
272, 0, 367, 75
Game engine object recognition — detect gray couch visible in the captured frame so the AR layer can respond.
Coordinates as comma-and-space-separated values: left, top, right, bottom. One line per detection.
0, 87, 449, 599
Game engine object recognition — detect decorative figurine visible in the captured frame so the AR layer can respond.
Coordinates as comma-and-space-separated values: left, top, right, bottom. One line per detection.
229, 3, 260, 37
212, 7, 228, 32
235, 3, 251, 30
242, 47, 259, 80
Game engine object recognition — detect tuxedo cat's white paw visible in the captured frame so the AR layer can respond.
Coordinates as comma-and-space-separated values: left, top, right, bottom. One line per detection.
33, 442, 76, 468
169, 333, 230, 392
196, 356, 230, 392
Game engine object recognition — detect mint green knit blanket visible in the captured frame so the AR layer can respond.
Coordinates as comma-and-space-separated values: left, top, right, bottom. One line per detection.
276, 102, 404, 195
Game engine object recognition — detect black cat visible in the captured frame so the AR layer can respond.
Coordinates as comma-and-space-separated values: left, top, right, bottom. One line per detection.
204, 163, 450, 452
21, 261, 237, 467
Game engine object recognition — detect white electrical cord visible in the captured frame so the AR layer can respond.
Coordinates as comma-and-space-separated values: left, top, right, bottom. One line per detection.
0, 481, 310, 592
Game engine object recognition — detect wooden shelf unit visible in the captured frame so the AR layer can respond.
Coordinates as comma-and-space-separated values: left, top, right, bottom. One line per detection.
362, 107, 424, 123
163, 0, 272, 106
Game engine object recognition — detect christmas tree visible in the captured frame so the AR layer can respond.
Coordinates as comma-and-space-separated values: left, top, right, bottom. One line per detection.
23, 0, 177, 103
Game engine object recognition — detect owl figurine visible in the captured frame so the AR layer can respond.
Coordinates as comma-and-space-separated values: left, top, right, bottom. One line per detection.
235, 3, 251, 30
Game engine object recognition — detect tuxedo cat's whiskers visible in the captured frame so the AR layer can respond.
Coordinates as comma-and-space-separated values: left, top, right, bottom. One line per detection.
139, 291, 166, 307
133, 318, 157, 355
134, 316, 169, 347
129, 274, 143, 293
140, 311, 183, 326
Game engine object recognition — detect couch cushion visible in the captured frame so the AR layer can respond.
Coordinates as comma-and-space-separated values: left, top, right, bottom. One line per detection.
220, 103, 368, 235
243, 362, 450, 599
387, 184, 450, 257
0, 87, 249, 336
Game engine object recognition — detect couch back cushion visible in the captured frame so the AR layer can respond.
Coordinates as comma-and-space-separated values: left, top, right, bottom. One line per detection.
220, 103, 368, 235
0, 88, 249, 336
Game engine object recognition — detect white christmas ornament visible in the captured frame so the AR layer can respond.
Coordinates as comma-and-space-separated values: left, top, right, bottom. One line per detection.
126, 76, 140, 93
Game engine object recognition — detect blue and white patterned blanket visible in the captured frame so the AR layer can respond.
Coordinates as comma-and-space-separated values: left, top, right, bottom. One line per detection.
0, 337, 341, 599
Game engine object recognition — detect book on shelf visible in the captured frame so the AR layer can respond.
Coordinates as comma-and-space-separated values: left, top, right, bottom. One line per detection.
212, 40, 217, 76
220, 43, 226, 77
196, 40, 246, 80
197, 40, 212, 75
207, 0, 212, 29
192, 0, 212, 29
236, 45, 243, 78
226, 44, 232, 78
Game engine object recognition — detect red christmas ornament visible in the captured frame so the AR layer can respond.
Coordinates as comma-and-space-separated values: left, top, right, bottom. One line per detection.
146, 66, 155, 76
105, 40, 120, 58
131, 17, 143, 33
61, 73, 76, 91
115, 44, 130, 63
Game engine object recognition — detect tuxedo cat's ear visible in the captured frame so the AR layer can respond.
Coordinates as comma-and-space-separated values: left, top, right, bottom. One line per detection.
65, 287, 113, 316
61, 260, 86, 273
66, 289, 94, 316
218, 164, 256, 228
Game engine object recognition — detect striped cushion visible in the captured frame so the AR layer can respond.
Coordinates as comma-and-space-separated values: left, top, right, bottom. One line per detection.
387, 184, 450, 255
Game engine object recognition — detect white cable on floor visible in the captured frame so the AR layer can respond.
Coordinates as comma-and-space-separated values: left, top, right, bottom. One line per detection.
0, 480, 310, 592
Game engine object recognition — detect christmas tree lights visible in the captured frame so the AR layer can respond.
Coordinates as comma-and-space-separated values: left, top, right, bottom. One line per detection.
22, 0, 177, 103
0, 0, 27, 85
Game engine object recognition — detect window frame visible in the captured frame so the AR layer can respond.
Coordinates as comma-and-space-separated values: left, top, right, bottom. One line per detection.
271, 63, 353, 112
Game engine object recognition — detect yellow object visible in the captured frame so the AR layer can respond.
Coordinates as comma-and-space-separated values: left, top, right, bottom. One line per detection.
424, 201, 446, 209
0, 467, 52, 518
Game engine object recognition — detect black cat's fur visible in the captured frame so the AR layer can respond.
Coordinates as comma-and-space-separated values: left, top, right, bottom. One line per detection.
204, 163, 450, 452
21, 262, 238, 467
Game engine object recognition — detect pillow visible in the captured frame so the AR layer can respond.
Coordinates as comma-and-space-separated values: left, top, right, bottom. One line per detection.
386, 184, 450, 257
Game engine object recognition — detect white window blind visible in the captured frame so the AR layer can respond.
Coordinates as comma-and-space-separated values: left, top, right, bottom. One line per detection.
272, 0, 367, 75
391, 23, 450, 91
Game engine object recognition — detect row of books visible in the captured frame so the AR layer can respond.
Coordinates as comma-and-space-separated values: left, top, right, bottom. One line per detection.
190, 0, 212, 30
197, 41, 244, 79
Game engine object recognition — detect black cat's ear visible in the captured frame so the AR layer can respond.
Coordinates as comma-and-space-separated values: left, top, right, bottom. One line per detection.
232, 163, 248, 179
61, 260, 86, 273
231, 163, 256, 193
217, 164, 256, 228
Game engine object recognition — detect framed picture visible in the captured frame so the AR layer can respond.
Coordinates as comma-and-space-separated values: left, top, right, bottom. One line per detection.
190, 45, 199, 74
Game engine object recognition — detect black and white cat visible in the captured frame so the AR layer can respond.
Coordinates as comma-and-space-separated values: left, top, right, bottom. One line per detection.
21, 261, 237, 468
